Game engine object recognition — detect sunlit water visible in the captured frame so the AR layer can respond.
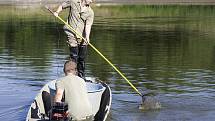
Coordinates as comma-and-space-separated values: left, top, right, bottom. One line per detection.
0, 5, 215, 121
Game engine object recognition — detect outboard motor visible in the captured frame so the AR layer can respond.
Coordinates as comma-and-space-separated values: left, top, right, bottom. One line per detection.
50, 102, 68, 121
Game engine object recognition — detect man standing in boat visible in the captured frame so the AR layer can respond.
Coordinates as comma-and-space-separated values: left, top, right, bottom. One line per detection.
54, 0, 94, 79
55, 60, 93, 120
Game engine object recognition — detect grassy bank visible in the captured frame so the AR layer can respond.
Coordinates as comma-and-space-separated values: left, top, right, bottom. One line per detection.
0, 0, 215, 5
0, 5, 215, 18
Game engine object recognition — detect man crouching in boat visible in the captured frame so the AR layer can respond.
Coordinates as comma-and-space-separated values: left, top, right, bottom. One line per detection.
54, 60, 93, 121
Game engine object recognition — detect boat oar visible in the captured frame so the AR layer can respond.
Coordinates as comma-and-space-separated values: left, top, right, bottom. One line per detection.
45, 6, 161, 109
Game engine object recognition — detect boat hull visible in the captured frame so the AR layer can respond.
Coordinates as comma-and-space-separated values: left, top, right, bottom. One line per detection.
26, 78, 111, 121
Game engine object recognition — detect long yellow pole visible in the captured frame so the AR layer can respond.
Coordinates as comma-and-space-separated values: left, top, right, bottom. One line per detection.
46, 6, 142, 96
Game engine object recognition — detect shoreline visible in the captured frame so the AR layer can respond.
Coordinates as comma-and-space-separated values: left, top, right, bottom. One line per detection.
0, 0, 215, 6
95, 0, 215, 5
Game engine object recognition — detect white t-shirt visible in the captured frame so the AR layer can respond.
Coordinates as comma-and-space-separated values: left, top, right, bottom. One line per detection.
56, 74, 93, 120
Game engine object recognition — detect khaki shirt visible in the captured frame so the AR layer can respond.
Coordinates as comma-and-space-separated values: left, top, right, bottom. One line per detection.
56, 74, 93, 120
62, 0, 94, 38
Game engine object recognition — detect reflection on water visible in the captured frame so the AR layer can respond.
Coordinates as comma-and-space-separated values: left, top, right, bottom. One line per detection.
0, 5, 215, 121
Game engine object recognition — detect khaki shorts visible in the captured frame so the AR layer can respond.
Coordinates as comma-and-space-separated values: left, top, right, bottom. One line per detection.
64, 27, 87, 47
66, 34, 83, 47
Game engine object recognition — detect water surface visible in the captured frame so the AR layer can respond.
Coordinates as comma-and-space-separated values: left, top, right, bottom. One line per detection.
0, 5, 215, 121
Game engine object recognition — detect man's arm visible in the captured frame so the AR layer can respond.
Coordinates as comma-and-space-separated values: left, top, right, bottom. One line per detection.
85, 11, 94, 43
54, 1, 71, 16
54, 5, 63, 17
85, 24, 92, 43
54, 88, 64, 102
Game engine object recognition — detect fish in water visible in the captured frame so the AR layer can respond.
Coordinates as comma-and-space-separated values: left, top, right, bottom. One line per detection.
139, 96, 161, 110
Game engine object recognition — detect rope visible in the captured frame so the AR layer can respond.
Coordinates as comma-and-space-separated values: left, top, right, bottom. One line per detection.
55, 17, 61, 77
45, 6, 142, 96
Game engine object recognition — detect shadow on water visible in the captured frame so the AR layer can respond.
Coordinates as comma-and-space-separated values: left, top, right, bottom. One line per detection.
0, 4, 215, 121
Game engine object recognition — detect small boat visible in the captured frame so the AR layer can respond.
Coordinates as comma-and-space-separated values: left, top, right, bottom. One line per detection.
26, 77, 112, 121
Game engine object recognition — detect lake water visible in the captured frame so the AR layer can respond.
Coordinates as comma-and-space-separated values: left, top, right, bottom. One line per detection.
0, 5, 215, 121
